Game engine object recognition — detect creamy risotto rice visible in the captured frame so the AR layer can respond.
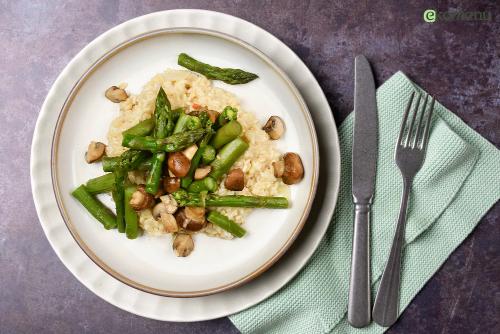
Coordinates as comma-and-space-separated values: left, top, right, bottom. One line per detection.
107, 69, 289, 239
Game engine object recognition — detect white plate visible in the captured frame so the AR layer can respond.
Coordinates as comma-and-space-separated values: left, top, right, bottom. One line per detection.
31, 9, 340, 321
53, 28, 318, 297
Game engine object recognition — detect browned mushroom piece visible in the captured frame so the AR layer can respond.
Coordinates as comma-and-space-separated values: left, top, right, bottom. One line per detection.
281, 153, 304, 185
163, 177, 181, 193
129, 185, 155, 211
224, 168, 245, 191
85, 141, 106, 163
105, 86, 128, 103
194, 166, 211, 180
173, 233, 194, 257
207, 109, 220, 123
160, 212, 178, 233
175, 207, 206, 232
272, 160, 285, 178
167, 152, 191, 177
262, 116, 285, 140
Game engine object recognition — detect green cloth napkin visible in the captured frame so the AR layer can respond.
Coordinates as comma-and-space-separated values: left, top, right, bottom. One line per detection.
230, 71, 500, 334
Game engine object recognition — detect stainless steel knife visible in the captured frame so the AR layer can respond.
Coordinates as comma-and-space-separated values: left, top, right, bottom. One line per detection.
348, 55, 378, 328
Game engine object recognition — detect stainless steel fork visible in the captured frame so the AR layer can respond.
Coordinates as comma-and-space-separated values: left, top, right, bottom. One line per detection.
372, 92, 435, 327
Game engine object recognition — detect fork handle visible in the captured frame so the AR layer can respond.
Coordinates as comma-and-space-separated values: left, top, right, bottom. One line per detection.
348, 200, 372, 328
373, 178, 412, 327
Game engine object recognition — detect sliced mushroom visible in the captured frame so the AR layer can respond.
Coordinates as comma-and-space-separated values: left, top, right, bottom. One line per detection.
85, 141, 106, 163
185, 207, 206, 222
153, 195, 177, 219
166, 168, 176, 178
129, 185, 155, 211
152, 202, 168, 219
159, 194, 178, 214
282, 152, 304, 185
160, 212, 178, 233
163, 177, 181, 193
207, 110, 220, 123
175, 207, 206, 232
272, 160, 285, 178
194, 166, 211, 180
182, 144, 198, 161
105, 86, 128, 103
168, 152, 191, 177
262, 116, 285, 140
224, 168, 245, 191
173, 233, 194, 257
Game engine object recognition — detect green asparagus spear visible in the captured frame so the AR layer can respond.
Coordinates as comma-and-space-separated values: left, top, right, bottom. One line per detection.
112, 170, 126, 233
121, 108, 184, 138
117, 150, 150, 170
121, 135, 159, 151
172, 191, 289, 209
216, 106, 238, 128
211, 120, 242, 149
122, 118, 155, 137
186, 115, 202, 130
173, 113, 201, 134
180, 128, 215, 189
101, 156, 121, 172
171, 107, 184, 120
102, 156, 153, 173
187, 176, 217, 193
153, 87, 172, 138
124, 186, 139, 239
102, 150, 150, 173
145, 152, 166, 194
122, 129, 206, 152
105, 153, 147, 203
201, 145, 216, 165
173, 112, 189, 134
86, 173, 115, 194
209, 137, 249, 180
205, 195, 288, 208
198, 111, 213, 128
207, 211, 246, 238
71, 185, 117, 230
178, 53, 258, 85
146, 87, 175, 194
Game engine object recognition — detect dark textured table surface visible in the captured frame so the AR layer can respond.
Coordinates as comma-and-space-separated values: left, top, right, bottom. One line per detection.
1, 1, 498, 333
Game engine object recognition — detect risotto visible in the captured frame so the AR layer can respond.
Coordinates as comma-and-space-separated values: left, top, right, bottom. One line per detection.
106, 69, 289, 239
72, 54, 305, 258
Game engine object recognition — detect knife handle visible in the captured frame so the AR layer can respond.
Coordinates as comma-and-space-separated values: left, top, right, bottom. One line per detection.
348, 201, 372, 328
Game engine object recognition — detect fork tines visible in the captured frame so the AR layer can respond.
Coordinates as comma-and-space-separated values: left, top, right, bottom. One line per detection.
397, 92, 435, 150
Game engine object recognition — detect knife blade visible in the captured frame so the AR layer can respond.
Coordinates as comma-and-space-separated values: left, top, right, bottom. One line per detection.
348, 55, 378, 328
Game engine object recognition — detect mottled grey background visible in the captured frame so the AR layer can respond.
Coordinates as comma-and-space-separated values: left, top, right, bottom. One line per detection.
1, 1, 498, 333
